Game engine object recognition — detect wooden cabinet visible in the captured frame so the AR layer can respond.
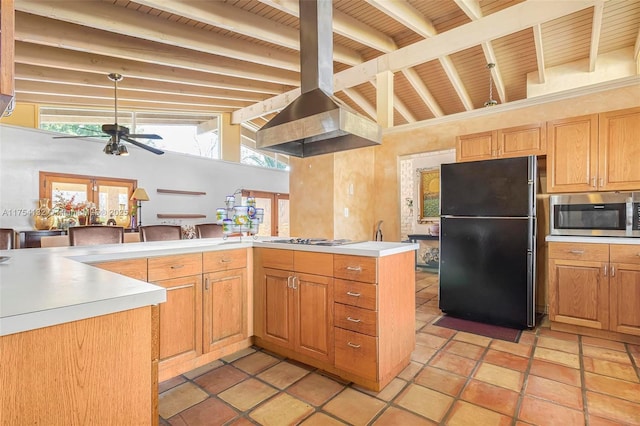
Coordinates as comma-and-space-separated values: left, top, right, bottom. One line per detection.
254, 248, 415, 391
148, 253, 203, 369
0, 0, 15, 116
548, 242, 640, 341
609, 245, 640, 336
547, 107, 640, 193
203, 249, 248, 353
456, 123, 546, 162
257, 249, 334, 364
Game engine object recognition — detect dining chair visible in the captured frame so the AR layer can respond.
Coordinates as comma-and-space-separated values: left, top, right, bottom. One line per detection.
68, 226, 125, 246
139, 225, 182, 242
124, 232, 141, 243
0, 228, 15, 250
195, 223, 223, 239
40, 235, 70, 248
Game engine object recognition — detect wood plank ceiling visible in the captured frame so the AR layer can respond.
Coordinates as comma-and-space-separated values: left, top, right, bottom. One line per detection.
8, 0, 640, 133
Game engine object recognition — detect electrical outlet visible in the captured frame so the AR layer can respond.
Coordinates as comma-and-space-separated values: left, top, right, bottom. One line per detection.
344, 207, 349, 217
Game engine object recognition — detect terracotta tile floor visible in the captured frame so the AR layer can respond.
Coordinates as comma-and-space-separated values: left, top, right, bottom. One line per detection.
159, 271, 640, 425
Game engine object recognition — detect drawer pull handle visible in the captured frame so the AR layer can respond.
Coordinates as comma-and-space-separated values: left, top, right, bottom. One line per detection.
346, 266, 362, 272
346, 316, 361, 323
170, 264, 185, 269
569, 250, 584, 255
220, 259, 232, 263
347, 342, 361, 349
346, 291, 361, 297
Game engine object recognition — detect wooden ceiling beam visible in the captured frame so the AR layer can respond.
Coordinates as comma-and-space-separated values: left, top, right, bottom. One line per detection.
589, 3, 604, 72
340, 88, 376, 121
454, 0, 507, 103
15, 80, 251, 109
133, 0, 362, 66
234, 0, 598, 122
16, 94, 229, 113
16, 0, 300, 72
401, 69, 443, 118
257, 0, 397, 53
15, 12, 299, 86
15, 42, 290, 95
533, 25, 547, 84
15, 64, 272, 102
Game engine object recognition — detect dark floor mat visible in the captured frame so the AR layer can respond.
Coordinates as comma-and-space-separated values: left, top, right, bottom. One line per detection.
433, 315, 522, 343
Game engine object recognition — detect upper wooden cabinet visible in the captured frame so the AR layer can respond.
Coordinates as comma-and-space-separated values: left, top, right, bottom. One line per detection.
0, 0, 15, 115
456, 123, 546, 162
547, 107, 640, 193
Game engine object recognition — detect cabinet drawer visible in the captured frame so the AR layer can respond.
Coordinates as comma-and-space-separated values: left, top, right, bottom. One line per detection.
294, 251, 333, 276
610, 244, 640, 264
548, 242, 609, 262
148, 253, 202, 282
203, 249, 246, 272
334, 255, 377, 283
334, 328, 377, 381
257, 248, 294, 270
334, 303, 377, 337
334, 279, 377, 310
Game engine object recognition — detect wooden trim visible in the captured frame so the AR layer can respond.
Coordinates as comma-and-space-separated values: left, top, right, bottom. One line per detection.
156, 214, 206, 219
156, 189, 206, 196
550, 321, 640, 345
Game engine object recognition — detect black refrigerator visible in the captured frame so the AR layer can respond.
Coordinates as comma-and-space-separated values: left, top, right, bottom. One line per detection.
439, 156, 536, 329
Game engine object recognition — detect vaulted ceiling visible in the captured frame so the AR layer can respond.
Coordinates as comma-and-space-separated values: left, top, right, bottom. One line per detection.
10, 0, 640, 133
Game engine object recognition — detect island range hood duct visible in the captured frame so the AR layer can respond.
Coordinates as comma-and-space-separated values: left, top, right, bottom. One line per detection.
256, 0, 382, 158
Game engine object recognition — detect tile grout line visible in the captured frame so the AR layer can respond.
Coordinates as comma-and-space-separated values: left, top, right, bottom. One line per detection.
512, 328, 540, 426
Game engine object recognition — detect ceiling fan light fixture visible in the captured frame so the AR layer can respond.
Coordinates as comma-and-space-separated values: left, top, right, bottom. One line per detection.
117, 144, 129, 156
103, 142, 115, 155
483, 63, 498, 107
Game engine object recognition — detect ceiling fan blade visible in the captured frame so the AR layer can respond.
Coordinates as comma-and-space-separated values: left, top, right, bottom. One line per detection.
53, 134, 108, 139
121, 136, 165, 155
127, 133, 163, 140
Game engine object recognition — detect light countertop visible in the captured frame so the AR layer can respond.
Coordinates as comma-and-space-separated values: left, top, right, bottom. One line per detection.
0, 238, 417, 336
545, 235, 640, 245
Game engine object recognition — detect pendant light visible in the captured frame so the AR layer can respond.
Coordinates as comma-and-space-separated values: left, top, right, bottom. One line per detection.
484, 63, 498, 107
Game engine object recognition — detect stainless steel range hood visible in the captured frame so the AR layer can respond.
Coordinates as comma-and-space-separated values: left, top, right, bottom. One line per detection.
256, 0, 381, 158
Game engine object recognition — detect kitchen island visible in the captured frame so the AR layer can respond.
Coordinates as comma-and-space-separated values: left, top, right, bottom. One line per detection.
0, 238, 417, 423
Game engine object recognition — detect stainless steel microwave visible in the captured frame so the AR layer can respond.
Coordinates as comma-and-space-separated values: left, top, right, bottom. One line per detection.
550, 192, 640, 237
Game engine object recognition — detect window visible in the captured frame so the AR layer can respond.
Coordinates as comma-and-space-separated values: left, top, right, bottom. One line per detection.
39, 108, 220, 159
241, 145, 289, 170
39, 171, 136, 227
241, 190, 289, 237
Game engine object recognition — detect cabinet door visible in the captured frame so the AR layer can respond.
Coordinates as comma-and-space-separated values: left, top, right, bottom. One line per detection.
548, 259, 608, 330
547, 114, 598, 193
294, 272, 333, 363
456, 131, 496, 162
262, 268, 294, 348
609, 262, 640, 336
203, 269, 247, 353
154, 275, 202, 364
598, 107, 640, 191
497, 122, 546, 158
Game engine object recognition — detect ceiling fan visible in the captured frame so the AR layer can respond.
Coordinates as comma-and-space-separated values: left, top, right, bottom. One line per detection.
54, 73, 164, 156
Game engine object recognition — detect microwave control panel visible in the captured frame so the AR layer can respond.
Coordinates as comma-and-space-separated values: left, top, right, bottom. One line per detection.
634, 203, 640, 230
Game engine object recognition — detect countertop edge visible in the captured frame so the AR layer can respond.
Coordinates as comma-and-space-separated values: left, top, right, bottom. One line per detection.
545, 235, 640, 245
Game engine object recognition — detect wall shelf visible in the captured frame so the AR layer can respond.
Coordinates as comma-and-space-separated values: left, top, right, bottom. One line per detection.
156, 189, 206, 196
157, 214, 206, 219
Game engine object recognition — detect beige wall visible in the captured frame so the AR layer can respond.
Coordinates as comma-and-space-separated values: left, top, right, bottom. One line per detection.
290, 85, 640, 241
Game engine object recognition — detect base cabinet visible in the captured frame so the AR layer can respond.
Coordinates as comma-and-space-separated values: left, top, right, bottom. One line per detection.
254, 248, 415, 391
548, 242, 640, 340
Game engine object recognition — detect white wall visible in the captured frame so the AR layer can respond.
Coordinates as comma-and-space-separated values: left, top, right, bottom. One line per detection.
0, 125, 289, 231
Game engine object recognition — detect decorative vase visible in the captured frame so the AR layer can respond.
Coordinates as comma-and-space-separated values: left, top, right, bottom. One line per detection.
34, 198, 53, 230
115, 204, 130, 227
